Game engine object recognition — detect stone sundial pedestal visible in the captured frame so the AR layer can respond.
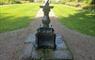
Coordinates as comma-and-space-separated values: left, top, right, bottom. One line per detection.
21, 0, 73, 60
36, 0, 56, 49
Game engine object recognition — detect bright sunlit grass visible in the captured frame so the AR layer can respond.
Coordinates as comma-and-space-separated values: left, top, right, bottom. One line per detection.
53, 4, 95, 36
0, 3, 39, 32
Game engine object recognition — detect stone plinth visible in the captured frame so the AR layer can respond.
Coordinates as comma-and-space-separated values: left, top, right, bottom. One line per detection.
21, 33, 73, 60
36, 27, 56, 49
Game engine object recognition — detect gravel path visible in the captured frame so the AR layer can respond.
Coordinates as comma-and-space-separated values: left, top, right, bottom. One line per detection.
50, 10, 95, 60
0, 9, 95, 60
0, 10, 42, 60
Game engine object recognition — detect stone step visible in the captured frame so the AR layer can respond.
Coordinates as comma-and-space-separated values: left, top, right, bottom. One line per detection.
21, 33, 73, 60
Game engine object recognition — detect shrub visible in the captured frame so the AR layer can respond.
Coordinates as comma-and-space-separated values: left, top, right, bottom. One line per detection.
13, 1, 22, 4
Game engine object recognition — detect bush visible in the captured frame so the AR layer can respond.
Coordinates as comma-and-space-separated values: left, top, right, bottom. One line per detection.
83, 5, 95, 9
20, 1, 30, 3
12, 1, 30, 4
0, 2, 5, 5
0, 1, 9, 5
13, 1, 22, 4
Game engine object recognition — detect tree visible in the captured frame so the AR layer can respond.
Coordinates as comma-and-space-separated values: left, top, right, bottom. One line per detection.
91, 0, 95, 4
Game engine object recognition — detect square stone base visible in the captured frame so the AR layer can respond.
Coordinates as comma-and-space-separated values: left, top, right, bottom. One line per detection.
36, 27, 56, 49
21, 33, 73, 60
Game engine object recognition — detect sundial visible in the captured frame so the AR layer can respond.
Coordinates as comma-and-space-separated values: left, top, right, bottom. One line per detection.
36, 0, 56, 49
21, 0, 73, 60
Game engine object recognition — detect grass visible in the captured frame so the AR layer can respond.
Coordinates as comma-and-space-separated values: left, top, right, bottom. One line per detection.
53, 4, 95, 36
0, 3, 39, 32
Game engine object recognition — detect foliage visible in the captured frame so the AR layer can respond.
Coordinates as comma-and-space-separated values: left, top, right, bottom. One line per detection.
0, 0, 31, 5
0, 3, 39, 32
53, 4, 95, 36
49, 0, 92, 4
91, 0, 95, 4
0, 0, 94, 5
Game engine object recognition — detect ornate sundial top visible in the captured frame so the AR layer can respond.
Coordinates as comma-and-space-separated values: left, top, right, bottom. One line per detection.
40, 0, 53, 16
40, 0, 53, 28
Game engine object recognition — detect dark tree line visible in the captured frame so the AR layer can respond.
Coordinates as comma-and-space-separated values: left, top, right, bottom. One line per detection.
91, 0, 95, 4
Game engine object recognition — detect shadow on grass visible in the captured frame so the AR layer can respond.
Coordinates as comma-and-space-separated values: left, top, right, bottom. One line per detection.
0, 13, 32, 32
59, 9, 95, 36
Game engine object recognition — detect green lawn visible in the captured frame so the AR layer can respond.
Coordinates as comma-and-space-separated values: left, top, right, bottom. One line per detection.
53, 4, 95, 36
0, 3, 39, 32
